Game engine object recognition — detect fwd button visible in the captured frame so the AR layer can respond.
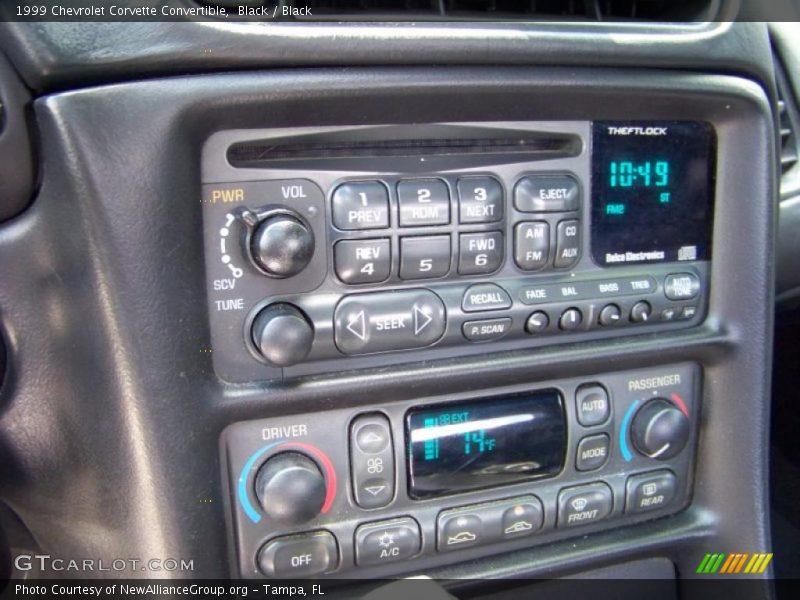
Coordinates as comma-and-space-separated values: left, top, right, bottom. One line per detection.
334, 290, 446, 355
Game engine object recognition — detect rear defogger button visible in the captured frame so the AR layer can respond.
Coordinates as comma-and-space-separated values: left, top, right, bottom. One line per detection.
334, 290, 446, 355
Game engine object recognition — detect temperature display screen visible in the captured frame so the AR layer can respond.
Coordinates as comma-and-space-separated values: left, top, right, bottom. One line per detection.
591, 121, 715, 266
406, 391, 566, 499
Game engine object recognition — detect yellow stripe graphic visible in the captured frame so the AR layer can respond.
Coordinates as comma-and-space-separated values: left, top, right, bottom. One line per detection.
743, 554, 760, 573
758, 553, 773, 574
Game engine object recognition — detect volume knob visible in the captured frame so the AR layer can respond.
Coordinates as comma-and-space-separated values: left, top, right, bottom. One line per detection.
249, 211, 314, 278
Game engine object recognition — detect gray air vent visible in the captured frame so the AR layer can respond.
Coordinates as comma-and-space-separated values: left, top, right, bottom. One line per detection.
776, 63, 800, 175
201, 0, 719, 21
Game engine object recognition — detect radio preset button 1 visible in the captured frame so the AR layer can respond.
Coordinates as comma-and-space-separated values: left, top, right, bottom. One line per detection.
257, 531, 338, 578
625, 471, 678, 514
458, 176, 504, 224
514, 174, 580, 212
458, 232, 504, 275
575, 384, 610, 426
525, 311, 549, 334
332, 181, 389, 230
664, 273, 700, 300
554, 219, 581, 268
514, 222, 550, 271
334, 290, 446, 355
400, 235, 451, 280
398, 179, 450, 227
462, 283, 512, 312
350, 414, 395, 509
557, 483, 613, 528
630, 301, 653, 323
462, 318, 512, 342
355, 518, 421, 566
576, 434, 610, 472
559, 307, 582, 331
598, 304, 622, 326
334, 239, 391, 284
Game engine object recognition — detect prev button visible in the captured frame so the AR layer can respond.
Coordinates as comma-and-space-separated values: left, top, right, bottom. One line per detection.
334, 290, 446, 355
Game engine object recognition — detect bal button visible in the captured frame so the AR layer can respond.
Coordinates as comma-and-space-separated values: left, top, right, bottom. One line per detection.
559, 307, 582, 331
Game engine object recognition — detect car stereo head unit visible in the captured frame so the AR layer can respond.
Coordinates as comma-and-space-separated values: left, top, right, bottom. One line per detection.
201, 121, 715, 382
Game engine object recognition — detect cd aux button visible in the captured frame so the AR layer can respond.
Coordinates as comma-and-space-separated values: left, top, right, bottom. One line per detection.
554, 219, 581, 268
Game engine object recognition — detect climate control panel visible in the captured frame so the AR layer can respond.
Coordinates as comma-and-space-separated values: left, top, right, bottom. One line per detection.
221, 363, 700, 578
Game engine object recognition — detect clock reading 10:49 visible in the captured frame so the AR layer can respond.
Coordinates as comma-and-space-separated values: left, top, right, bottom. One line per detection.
608, 160, 670, 188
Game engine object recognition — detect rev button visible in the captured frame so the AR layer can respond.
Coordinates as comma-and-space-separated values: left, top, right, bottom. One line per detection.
462, 284, 512, 313
334, 290, 446, 355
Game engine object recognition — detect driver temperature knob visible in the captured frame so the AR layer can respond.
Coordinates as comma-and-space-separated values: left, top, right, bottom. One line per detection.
630, 398, 690, 460
254, 452, 327, 526
248, 210, 314, 278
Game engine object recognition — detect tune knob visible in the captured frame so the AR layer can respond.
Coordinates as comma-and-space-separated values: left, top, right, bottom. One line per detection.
630, 398, 690, 460
248, 210, 314, 278
254, 452, 327, 526
251, 304, 314, 367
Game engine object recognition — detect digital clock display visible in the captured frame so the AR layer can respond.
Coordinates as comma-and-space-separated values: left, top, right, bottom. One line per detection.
406, 391, 566, 499
591, 121, 715, 266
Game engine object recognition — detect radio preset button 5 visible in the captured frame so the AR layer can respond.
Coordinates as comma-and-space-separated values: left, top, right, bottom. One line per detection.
458, 232, 503, 275
457, 176, 504, 224
514, 222, 550, 271
355, 518, 421, 566
514, 174, 580, 213
398, 179, 450, 227
557, 483, 613, 528
332, 181, 390, 230
400, 235, 451, 280
334, 239, 391, 284
334, 290, 446, 355
462, 283, 512, 312
554, 219, 581, 268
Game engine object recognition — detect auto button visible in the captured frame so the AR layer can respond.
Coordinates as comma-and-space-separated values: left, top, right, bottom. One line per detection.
334, 290, 446, 355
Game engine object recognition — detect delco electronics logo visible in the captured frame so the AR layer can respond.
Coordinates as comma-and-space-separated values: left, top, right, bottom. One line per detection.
696, 552, 773, 575
607, 126, 668, 136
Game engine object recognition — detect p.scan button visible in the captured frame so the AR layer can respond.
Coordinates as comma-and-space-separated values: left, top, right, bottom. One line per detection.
334, 290, 446, 355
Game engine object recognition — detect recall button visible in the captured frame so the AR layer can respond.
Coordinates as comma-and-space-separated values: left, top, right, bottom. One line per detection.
462, 283, 512, 312
462, 318, 512, 343
625, 471, 678, 514
334, 290, 446, 355
558, 483, 613, 528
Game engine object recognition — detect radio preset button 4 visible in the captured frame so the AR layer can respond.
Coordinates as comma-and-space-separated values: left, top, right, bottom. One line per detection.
514, 174, 580, 213
334, 238, 391, 284
332, 181, 390, 230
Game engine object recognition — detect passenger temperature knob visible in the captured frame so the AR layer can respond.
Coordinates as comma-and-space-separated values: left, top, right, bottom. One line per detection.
630, 398, 690, 460
254, 452, 327, 526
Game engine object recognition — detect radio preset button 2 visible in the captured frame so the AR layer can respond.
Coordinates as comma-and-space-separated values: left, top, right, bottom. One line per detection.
514, 174, 580, 212
334, 290, 446, 355
398, 179, 450, 227
332, 181, 389, 230
355, 518, 421, 566
664, 273, 700, 300
559, 307, 582, 331
462, 318, 512, 342
575, 384, 610, 427
514, 222, 550, 271
554, 219, 581, 268
525, 311, 549, 334
576, 434, 610, 472
458, 232, 503, 275
557, 483, 613, 528
257, 531, 339, 578
334, 239, 391, 284
458, 176, 504, 224
400, 235, 451, 280
462, 283, 512, 312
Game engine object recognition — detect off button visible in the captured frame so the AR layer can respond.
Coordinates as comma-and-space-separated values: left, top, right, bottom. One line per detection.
257, 531, 339, 577
334, 290, 446, 355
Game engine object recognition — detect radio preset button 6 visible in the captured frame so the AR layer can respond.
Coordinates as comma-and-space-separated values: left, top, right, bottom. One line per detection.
355, 518, 421, 566
514, 222, 550, 271
514, 174, 580, 213
334, 239, 391, 284
554, 219, 581, 268
334, 290, 446, 355
462, 318, 512, 343
400, 235, 451, 280
457, 176, 504, 224
557, 483, 613, 528
458, 231, 503, 275
462, 283, 512, 312
332, 181, 390, 230
398, 179, 450, 227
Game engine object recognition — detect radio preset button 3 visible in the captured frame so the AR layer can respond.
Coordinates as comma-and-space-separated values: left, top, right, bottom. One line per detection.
458, 176, 504, 224
332, 181, 390, 230
334, 239, 391, 284
514, 174, 580, 213
400, 235, 451, 280
398, 178, 450, 227
514, 222, 550, 271
557, 483, 613, 528
458, 232, 504, 275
